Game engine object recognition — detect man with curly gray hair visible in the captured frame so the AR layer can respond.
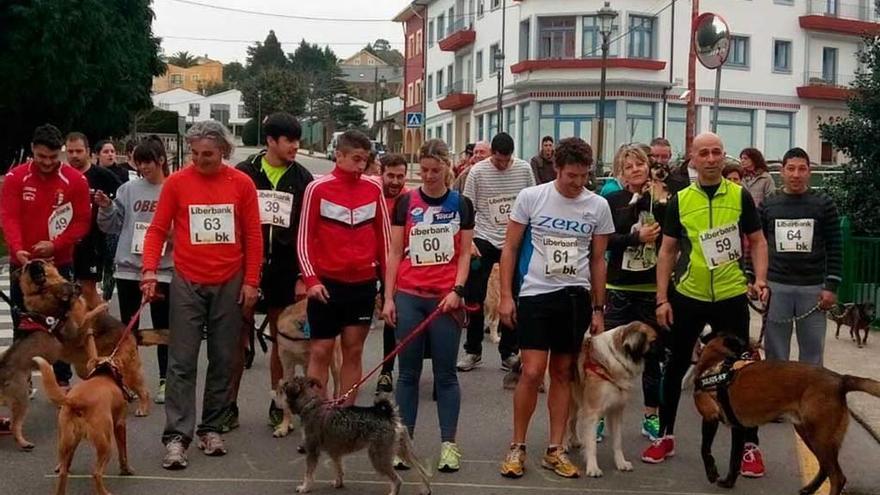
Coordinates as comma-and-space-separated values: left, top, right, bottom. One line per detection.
141, 119, 263, 470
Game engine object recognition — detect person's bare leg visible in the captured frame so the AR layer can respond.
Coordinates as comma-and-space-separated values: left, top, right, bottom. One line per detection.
512, 350, 549, 443
547, 353, 574, 446
338, 324, 370, 405
307, 339, 336, 394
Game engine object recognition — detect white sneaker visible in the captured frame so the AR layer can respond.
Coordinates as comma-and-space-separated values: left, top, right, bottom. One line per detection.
456, 353, 482, 371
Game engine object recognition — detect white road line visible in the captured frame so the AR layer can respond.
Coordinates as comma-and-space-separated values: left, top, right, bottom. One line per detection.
0, 329, 12, 339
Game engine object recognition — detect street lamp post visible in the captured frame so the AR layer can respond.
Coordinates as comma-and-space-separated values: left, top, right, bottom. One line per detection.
379, 76, 387, 147
596, 2, 617, 177
257, 90, 263, 146
495, 51, 505, 133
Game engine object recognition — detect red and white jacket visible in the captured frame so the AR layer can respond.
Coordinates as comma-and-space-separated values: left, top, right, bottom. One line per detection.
297, 167, 390, 288
0, 161, 91, 267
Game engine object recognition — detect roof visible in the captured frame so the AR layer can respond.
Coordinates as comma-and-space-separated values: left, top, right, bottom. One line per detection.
392, 0, 429, 22
340, 50, 388, 67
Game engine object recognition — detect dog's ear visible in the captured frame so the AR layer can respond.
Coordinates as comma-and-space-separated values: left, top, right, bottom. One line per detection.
622, 323, 649, 362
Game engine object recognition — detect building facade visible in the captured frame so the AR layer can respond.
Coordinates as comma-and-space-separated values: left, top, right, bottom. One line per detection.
395, 2, 429, 157
152, 88, 250, 140
152, 58, 224, 94
417, 0, 872, 166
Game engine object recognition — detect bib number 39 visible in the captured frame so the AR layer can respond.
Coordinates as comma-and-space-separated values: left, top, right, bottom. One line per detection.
189, 204, 236, 245
258, 190, 293, 227
698, 223, 742, 269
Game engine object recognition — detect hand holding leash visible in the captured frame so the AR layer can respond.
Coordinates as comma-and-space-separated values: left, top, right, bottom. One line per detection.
140, 271, 158, 301
817, 289, 836, 310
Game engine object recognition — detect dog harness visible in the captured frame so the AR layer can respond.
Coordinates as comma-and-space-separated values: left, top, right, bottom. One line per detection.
581, 339, 624, 391
694, 352, 758, 428
87, 358, 137, 402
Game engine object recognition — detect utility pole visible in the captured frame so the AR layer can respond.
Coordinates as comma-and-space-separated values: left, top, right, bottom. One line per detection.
497, 0, 507, 133
257, 90, 263, 146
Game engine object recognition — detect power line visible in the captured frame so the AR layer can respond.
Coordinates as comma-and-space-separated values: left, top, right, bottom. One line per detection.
160, 35, 403, 47
164, 0, 395, 22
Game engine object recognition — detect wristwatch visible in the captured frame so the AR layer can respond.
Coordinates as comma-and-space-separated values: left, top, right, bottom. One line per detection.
452, 285, 466, 297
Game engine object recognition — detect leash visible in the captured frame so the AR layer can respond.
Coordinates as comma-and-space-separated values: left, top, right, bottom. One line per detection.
326, 302, 478, 407
108, 298, 150, 361
748, 289, 823, 326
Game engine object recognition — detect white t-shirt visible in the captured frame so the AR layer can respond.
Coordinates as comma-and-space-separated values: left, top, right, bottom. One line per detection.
510, 182, 615, 297
463, 157, 536, 249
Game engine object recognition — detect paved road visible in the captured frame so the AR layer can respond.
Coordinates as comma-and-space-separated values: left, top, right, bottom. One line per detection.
2, 152, 879, 494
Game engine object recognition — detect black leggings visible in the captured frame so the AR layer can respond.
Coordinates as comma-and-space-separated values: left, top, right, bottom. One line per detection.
660, 289, 758, 444
463, 238, 518, 360
116, 278, 169, 379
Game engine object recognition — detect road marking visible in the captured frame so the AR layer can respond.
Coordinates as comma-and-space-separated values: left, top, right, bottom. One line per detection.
45, 474, 725, 494
0, 329, 12, 339
795, 432, 829, 495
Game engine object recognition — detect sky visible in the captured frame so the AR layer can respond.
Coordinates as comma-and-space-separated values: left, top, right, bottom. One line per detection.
151, 0, 409, 64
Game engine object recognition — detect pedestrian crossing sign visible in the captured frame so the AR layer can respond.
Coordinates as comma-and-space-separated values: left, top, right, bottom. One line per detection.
406, 112, 423, 128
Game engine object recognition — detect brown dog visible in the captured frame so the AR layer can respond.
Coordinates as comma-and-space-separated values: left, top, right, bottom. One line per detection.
19, 259, 151, 416
831, 302, 876, 348
0, 331, 63, 450
33, 307, 133, 495
694, 335, 880, 494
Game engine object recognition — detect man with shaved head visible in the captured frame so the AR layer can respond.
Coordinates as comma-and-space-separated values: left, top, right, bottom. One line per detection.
643, 133, 770, 479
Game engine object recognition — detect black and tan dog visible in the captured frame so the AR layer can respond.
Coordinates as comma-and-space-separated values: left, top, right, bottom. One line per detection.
34, 304, 133, 495
19, 259, 150, 416
281, 376, 431, 495
694, 335, 880, 495
831, 302, 876, 348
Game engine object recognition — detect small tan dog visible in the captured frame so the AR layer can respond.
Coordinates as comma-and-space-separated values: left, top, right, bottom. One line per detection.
33, 303, 133, 495
568, 322, 657, 477
483, 264, 501, 343
272, 300, 343, 437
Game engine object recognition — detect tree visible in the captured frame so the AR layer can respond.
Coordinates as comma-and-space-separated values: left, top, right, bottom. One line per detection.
239, 67, 307, 124
199, 80, 231, 96
373, 39, 392, 52
247, 30, 288, 74
0, 0, 164, 168
820, 13, 880, 235
223, 62, 247, 86
167, 50, 198, 67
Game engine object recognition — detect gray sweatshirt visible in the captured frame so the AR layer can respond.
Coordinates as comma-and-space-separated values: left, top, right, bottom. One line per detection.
97, 178, 174, 283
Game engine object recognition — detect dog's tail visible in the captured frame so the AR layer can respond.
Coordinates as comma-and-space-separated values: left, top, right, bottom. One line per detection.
396, 425, 432, 492
32, 357, 67, 406
842, 375, 880, 398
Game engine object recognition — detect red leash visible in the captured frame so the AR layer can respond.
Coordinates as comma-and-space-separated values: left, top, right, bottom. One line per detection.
108, 298, 150, 360
327, 302, 479, 406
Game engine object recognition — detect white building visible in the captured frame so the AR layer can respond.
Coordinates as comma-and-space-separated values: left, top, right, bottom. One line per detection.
421, 0, 868, 165
151, 88, 250, 138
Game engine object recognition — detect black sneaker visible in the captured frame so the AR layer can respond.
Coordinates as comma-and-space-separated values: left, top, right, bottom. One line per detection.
501, 354, 521, 372
268, 400, 283, 428
376, 372, 394, 395
218, 403, 240, 433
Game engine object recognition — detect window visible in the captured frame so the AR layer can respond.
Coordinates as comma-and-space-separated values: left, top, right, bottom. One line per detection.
159, 102, 170, 110
238, 104, 248, 119
773, 0, 794, 5
582, 15, 619, 58
628, 16, 655, 59
773, 40, 792, 72
415, 79, 422, 105
538, 102, 608, 161
427, 127, 433, 139
477, 0, 485, 18
191, 74, 201, 82
427, 74, 433, 100
520, 20, 531, 61
437, 14, 445, 43
726, 36, 750, 68
764, 112, 793, 161
538, 17, 576, 59
170, 74, 183, 85
447, 64, 454, 89
488, 112, 498, 138
437, 125, 443, 140
712, 108, 753, 155
823, 47, 838, 84
666, 105, 686, 157
824, 0, 839, 15
188, 103, 200, 117
476, 50, 484, 80
626, 102, 655, 145
416, 30, 422, 55
446, 122, 453, 146
491, 0, 501, 9
428, 20, 435, 46
407, 83, 414, 106
506, 107, 516, 137
489, 43, 501, 73
448, 7, 455, 36
210, 104, 230, 125
367, 58, 375, 65
436, 69, 444, 97
408, 35, 415, 58
477, 114, 485, 140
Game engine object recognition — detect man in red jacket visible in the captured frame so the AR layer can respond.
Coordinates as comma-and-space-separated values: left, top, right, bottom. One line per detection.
141, 120, 262, 470
298, 130, 390, 403
0, 123, 91, 391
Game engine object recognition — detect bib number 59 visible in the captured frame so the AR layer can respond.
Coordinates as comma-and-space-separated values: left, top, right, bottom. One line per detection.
715, 238, 732, 253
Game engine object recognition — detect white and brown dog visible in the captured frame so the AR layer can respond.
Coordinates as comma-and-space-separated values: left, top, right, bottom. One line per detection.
567, 322, 657, 477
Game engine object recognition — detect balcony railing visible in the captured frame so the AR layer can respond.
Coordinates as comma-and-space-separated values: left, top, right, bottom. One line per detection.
444, 79, 474, 95
807, 0, 879, 22
803, 70, 856, 87
448, 13, 475, 36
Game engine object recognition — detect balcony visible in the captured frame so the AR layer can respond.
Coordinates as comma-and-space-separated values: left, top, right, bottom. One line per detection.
800, 0, 880, 36
510, 58, 666, 74
438, 15, 476, 52
796, 71, 855, 100
437, 80, 475, 111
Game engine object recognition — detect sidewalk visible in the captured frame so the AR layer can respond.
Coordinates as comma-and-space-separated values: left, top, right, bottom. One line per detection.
754, 311, 880, 442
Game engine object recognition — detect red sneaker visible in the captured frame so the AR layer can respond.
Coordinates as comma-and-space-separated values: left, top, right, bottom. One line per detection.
741, 443, 765, 478
641, 437, 675, 463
